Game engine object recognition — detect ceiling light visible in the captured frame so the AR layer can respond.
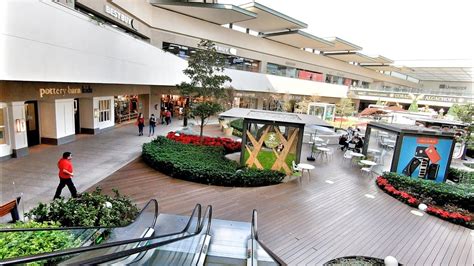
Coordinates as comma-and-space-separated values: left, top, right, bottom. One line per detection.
111, 24, 118, 28
410, 210, 423, 216
88, 13, 94, 17
364, 194, 375, 199
325, 180, 334, 184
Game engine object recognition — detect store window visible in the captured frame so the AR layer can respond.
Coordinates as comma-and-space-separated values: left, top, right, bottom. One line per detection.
267, 63, 297, 78
0, 107, 6, 144
162, 42, 260, 73
297, 69, 324, 82
98, 100, 111, 122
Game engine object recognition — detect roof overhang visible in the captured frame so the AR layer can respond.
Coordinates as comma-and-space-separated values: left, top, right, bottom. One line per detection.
397, 67, 473, 82
319, 37, 362, 52
370, 55, 393, 64
325, 52, 377, 63
362, 65, 402, 72
149, 0, 257, 25
234, 2, 307, 33
219, 108, 331, 127
262, 30, 334, 50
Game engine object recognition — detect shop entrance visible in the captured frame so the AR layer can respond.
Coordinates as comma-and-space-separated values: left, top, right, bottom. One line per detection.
74, 99, 80, 134
161, 94, 186, 120
24, 101, 40, 146
114, 95, 138, 123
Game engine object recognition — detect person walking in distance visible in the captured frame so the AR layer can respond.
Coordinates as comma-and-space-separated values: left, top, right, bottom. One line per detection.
54, 152, 78, 199
137, 113, 145, 136
165, 109, 172, 125
148, 114, 156, 137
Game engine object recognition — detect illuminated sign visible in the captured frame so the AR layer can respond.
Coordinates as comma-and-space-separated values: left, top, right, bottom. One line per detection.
105, 5, 135, 29
39, 85, 93, 98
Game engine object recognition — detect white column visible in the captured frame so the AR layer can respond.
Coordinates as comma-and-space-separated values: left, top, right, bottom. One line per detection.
6, 101, 28, 157
40, 99, 75, 145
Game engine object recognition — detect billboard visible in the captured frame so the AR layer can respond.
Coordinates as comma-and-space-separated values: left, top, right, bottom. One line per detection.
396, 136, 453, 183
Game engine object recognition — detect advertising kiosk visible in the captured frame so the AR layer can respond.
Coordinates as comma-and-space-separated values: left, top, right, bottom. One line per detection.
363, 122, 455, 183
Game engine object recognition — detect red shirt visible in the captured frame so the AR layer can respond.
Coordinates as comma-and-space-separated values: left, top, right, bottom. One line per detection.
58, 158, 73, 179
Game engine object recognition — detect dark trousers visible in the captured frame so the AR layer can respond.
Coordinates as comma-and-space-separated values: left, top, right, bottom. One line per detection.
54, 178, 78, 199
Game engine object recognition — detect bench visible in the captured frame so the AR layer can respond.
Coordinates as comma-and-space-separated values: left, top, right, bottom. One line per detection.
0, 197, 21, 222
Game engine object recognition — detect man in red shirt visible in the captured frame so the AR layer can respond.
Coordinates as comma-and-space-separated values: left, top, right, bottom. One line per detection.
53, 152, 78, 199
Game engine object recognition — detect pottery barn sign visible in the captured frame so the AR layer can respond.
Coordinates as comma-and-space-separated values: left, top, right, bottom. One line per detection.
39, 85, 93, 98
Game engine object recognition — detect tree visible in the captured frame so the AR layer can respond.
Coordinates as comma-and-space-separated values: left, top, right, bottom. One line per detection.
177, 39, 232, 141
449, 103, 474, 124
335, 98, 355, 128
294, 94, 320, 114
408, 99, 419, 112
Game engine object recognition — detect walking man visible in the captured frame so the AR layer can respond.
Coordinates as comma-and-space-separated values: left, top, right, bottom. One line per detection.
148, 113, 156, 137
53, 152, 78, 199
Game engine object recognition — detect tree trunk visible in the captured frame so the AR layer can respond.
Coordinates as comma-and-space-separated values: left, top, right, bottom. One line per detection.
339, 116, 343, 128
200, 117, 205, 143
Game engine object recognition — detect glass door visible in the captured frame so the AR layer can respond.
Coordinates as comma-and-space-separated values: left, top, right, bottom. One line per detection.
24, 101, 40, 146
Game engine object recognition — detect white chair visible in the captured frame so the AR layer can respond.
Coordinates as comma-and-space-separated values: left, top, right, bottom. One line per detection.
361, 164, 376, 176
292, 161, 302, 181
343, 150, 353, 164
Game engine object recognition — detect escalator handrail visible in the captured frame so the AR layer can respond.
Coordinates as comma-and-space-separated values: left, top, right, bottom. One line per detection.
0, 204, 202, 265
0, 199, 159, 232
251, 209, 287, 266
72, 204, 213, 265
192, 205, 213, 265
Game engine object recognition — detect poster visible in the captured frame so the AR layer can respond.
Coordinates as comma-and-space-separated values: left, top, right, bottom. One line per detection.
396, 136, 453, 183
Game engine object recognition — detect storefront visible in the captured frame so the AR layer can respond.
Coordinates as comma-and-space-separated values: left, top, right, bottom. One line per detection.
0, 81, 150, 159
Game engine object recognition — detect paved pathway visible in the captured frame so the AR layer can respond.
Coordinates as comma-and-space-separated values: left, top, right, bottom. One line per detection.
0, 120, 184, 213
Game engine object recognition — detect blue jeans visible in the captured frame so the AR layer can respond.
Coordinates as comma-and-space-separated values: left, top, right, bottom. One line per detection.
149, 125, 155, 135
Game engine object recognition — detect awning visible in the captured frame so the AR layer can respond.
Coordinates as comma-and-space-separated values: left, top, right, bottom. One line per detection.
234, 2, 307, 33
149, 0, 257, 25
261, 30, 334, 50
370, 55, 393, 64
319, 37, 362, 52
219, 108, 331, 127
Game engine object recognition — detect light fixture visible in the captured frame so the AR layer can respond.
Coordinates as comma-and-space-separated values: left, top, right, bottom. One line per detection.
94, 108, 100, 119
111, 24, 118, 28
325, 180, 334, 184
364, 194, 375, 199
15, 119, 26, 132
410, 210, 423, 216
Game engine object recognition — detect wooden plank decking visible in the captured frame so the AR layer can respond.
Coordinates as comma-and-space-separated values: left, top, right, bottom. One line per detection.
91, 156, 472, 265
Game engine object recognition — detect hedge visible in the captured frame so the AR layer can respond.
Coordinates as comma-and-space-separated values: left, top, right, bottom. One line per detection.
448, 168, 474, 186
142, 137, 285, 187
383, 172, 474, 212
230, 118, 243, 137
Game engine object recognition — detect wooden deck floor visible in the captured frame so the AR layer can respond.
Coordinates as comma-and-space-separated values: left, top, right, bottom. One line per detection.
91, 155, 472, 265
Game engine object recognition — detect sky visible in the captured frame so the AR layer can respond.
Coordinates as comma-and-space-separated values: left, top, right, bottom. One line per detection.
222, 0, 474, 67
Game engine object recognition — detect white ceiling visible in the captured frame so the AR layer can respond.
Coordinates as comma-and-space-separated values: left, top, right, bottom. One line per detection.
399, 67, 473, 82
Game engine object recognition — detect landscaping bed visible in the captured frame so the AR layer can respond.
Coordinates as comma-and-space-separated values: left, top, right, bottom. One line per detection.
377, 172, 473, 228
27, 187, 139, 227
143, 136, 285, 187
166, 131, 241, 154
324, 256, 387, 265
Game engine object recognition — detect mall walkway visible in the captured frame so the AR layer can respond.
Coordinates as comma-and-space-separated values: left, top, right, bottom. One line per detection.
0, 119, 187, 213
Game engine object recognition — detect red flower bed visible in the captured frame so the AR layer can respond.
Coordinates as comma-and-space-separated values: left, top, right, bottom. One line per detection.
376, 176, 472, 227
166, 132, 241, 154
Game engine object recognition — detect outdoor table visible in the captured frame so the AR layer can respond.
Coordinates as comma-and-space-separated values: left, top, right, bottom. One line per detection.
313, 137, 324, 142
360, 160, 377, 166
368, 148, 381, 154
316, 147, 330, 161
350, 152, 365, 157
297, 163, 315, 180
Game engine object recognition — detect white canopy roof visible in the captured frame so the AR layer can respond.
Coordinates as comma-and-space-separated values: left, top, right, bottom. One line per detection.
234, 2, 307, 33
149, 1, 257, 25
262, 30, 334, 50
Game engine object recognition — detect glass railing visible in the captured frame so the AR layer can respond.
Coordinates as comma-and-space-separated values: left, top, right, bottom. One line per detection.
248, 209, 286, 266
70, 205, 212, 265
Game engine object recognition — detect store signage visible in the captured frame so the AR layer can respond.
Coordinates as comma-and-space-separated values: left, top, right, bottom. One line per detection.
439, 84, 467, 90
214, 45, 237, 55
104, 5, 135, 29
39, 85, 93, 98
353, 90, 469, 103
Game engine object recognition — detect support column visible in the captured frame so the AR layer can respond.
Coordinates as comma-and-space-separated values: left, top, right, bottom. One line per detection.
7, 101, 28, 158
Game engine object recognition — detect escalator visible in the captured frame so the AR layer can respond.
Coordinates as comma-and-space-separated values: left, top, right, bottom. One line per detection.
0, 204, 285, 265
0, 201, 201, 265
0, 198, 159, 250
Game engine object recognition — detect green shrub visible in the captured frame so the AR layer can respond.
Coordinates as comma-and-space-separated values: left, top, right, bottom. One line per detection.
142, 137, 285, 186
27, 188, 139, 227
0, 221, 80, 262
230, 118, 243, 132
448, 168, 474, 186
383, 172, 474, 212
230, 118, 243, 137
